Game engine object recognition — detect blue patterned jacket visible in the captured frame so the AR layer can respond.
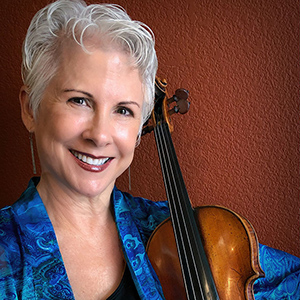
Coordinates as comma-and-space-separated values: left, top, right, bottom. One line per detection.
0, 178, 299, 299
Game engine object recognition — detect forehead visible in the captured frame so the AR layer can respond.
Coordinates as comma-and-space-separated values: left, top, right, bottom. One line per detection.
58, 39, 138, 75
61, 35, 136, 64
47, 41, 144, 100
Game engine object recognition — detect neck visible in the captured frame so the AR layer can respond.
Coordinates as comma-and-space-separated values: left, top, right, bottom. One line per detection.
36, 174, 115, 235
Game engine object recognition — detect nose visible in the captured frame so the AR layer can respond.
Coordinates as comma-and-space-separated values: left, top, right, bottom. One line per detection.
82, 112, 113, 147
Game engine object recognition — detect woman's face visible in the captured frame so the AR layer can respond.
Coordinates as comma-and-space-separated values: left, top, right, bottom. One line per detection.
29, 44, 144, 199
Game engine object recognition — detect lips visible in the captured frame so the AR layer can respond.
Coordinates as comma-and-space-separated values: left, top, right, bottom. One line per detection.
70, 150, 112, 172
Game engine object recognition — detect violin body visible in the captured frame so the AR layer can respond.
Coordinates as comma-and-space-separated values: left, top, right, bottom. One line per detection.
147, 205, 264, 300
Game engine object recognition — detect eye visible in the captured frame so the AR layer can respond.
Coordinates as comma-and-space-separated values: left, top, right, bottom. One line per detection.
116, 106, 133, 116
68, 97, 90, 107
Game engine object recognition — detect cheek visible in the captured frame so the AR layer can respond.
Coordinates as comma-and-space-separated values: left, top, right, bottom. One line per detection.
35, 115, 83, 149
116, 123, 139, 152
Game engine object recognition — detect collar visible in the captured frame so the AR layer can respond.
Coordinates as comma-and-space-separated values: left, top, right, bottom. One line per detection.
113, 187, 165, 300
12, 178, 74, 299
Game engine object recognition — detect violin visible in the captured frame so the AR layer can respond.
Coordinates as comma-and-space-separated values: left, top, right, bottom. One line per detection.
144, 78, 264, 300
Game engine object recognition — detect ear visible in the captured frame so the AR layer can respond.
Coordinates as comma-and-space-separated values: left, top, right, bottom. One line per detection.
19, 86, 35, 132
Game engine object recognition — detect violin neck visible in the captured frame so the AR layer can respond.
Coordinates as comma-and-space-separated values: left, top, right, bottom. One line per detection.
154, 122, 219, 300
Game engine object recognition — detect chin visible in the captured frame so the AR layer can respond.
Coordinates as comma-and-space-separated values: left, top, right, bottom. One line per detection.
74, 180, 114, 199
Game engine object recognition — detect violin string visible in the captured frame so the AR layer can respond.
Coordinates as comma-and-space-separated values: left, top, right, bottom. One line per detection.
155, 123, 204, 299
159, 122, 220, 300
154, 125, 194, 299
160, 123, 205, 299
157, 123, 202, 300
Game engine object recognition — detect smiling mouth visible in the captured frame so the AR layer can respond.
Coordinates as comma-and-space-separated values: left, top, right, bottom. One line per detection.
70, 150, 111, 166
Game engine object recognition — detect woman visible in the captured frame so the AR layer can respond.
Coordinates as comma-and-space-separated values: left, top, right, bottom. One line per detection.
1, 1, 299, 300
0, 0, 169, 299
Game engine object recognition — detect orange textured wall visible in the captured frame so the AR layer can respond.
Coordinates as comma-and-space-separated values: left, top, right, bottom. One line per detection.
0, 0, 299, 257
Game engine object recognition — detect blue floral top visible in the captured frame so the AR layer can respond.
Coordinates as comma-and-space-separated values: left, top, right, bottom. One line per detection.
0, 178, 299, 299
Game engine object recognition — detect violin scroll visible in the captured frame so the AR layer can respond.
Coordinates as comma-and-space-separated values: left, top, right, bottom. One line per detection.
142, 77, 190, 135
167, 88, 190, 116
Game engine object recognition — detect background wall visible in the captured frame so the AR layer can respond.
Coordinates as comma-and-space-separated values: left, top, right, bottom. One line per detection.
0, 0, 299, 257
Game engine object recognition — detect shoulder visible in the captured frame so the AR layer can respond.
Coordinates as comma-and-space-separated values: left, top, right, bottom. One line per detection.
120, 190, 169, 224
124, 191, 169, 219
254, 244, 300, 299
0, 178, 39, 249
0, 206, 20, 253
0, 178, 41, 280
114, 188, 170, 243
0, 206, 23, 295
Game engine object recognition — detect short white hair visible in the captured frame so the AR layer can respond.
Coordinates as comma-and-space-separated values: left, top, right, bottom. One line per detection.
22, 0, 157, 130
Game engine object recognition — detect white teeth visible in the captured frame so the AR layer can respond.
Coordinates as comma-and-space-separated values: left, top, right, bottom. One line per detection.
71, 151, 109, 166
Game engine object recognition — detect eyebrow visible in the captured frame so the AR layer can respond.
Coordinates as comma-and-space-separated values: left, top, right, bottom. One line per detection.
63, 89, 93, 98
118, 101, 140, 108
